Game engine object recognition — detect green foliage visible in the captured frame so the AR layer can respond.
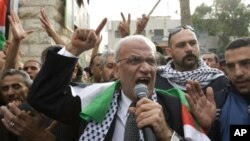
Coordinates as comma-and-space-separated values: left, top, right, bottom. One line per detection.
192, 0, 250, 53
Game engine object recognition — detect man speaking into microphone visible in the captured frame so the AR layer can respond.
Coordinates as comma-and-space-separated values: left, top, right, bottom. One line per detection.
28, 23, 215, 141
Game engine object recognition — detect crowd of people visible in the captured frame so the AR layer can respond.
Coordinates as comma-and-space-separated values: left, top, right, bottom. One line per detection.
0, 5, 249, 141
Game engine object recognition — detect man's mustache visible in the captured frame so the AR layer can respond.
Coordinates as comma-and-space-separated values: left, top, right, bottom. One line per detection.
183, 54, 197, 60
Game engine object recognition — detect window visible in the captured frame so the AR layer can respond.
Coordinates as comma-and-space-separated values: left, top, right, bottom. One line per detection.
115, 30, 121, 38
141, 30, 146, 36
154, 29, 164, 36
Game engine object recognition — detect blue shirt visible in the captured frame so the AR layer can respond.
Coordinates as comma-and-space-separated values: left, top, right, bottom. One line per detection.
220, 87, 250, 141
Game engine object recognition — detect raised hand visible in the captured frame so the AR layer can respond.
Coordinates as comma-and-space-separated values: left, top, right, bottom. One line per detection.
67, 18, 107, 56
0, 103, 55, 141
118, 12, 130, 38
185, 80, 216, 131
39, 7, 54, 37
0, 12, 33, 75
134, 14, 149, 35
91, 35, 102, 59
39, 6, 66, 45
90, 17, 106, 58
8, 12, 33, 41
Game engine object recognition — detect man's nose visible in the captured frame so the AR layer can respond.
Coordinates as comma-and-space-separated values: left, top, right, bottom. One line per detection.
139, 61, 151, 73
234, 64, 244, 77
185, 43, 193, 51
6, 88, 16, 97
26, 67, 33, 72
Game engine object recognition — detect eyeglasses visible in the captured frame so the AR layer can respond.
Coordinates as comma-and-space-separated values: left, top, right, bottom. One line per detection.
117, 55, 157, 66
168, 25, 194, 42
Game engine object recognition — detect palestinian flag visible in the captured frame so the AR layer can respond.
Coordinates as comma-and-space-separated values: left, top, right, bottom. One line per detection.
0, 0, 8, 50
72, 81, 210, 140
157, 88, 210, 141
70, 81, 116, 122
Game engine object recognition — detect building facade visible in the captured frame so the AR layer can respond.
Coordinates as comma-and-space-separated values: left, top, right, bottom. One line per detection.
107, 16, 219, 56
17, 0, 90, 67
107, 16, 180, 55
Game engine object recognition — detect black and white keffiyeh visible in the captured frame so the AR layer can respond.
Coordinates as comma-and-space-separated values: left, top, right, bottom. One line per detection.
79, 87, 158, 141
157, 58, 225, 90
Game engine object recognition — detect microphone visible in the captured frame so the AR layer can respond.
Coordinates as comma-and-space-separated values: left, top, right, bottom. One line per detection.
134, 83, 156, 141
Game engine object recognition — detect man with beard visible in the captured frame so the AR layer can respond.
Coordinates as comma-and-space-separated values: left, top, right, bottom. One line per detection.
156, 25, 228, 93
99, 50, 116, 82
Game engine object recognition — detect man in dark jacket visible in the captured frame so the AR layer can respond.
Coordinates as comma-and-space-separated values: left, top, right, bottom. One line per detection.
28, 20, 215, 141
156, 25, 228, 92
210, 37, 250, 141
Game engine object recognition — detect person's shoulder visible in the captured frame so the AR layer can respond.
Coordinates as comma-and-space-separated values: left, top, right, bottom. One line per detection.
70, 82, 88, 88
214, 85, 229, 108
156, 89, 181, 104
215, 75, 229, 82
207, 75, 229, 93
155, 73, 173, 90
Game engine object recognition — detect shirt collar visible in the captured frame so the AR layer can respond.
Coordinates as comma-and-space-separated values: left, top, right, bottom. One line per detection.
120, 90, 133, 116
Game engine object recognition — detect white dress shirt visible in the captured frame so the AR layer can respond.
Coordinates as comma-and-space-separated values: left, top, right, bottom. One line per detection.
112, 90, 133, 141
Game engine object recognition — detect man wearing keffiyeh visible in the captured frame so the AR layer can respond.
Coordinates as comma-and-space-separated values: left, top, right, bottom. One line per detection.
156, 25, 228, 93
28, 20, 216, 141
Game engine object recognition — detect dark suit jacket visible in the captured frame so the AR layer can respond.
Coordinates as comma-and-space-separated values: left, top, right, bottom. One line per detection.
0, 121, 18, 141
28, 46, 184, 140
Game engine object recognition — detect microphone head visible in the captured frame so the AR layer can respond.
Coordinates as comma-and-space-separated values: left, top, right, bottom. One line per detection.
134, 83, 148, 99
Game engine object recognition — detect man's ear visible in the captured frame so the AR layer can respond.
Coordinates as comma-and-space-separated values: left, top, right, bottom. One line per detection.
113, 63, 119, 79
165, 47, 172, 57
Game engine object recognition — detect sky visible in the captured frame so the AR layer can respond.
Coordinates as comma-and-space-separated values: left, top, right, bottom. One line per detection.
88, 0, 213, 26
87, 0, 249, 50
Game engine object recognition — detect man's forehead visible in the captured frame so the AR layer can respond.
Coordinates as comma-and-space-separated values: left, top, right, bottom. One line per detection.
24, 62, 39, 66
93, 56, 101, 62
1, 81, 25, 87
2, 74, 23, 81
225, 48, 250, 61
171, 30, 197, 42
122, 44, 154, 53
106, 57, 115, 63
202, 54, 214, 58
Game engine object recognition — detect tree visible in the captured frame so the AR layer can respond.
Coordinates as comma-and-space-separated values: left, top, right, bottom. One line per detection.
76, 0, 90, 7
192, 0, 250, 53
179, 0, 192, 25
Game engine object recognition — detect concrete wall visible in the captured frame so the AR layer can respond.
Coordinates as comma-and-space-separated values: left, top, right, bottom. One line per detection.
18, 0, 72, 62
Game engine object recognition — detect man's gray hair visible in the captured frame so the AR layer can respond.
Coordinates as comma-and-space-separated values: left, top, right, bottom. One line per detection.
100, 50, 115, 68
114, 35, 156, 62
1, 69, 33, 88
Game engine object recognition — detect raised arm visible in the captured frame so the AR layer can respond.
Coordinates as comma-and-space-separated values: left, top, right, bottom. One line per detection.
39, 7, 66, 46
185, 80, 216, 132
68, 18, 107, 56
0, 12, 33, 78
134, 14, 149, 35
90, 35, 102, 59
117, 12, 130, 38
90, 18, 107, 59
28, 18, 107, 124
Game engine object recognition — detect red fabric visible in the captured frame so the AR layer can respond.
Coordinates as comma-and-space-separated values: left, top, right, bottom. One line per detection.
0, 0, 8, 26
